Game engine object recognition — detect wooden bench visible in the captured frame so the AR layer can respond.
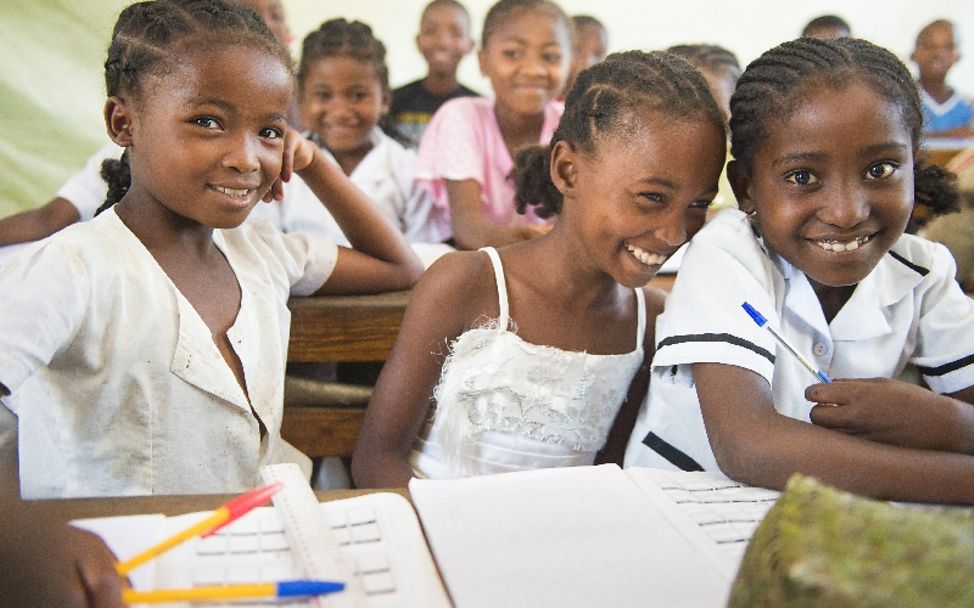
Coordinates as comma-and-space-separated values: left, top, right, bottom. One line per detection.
282, 291, 410, 459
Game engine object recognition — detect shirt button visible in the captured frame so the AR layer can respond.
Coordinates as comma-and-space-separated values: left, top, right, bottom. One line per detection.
812, 342, 828, 357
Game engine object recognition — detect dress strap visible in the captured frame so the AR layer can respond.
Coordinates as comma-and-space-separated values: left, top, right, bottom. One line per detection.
479, 247, 510, 328
633, 287, 646, 351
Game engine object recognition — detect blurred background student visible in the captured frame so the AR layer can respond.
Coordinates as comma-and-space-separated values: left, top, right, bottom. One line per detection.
912, 19, 974, 139
560, 14, 608, 99
414, 0, 572, 250
389, 0, 479, 146
801, 14, 851, 39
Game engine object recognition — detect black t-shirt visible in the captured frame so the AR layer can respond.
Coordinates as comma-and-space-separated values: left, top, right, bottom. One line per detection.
389, 79, 479, 147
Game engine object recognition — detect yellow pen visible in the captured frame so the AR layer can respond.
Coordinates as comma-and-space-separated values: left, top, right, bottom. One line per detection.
115, 482, 282, 575
122, 579, 345, 603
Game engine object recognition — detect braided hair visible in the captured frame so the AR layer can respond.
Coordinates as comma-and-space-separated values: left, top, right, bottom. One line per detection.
97, 0, 291, 213
297, 18, 409, 145
481, 0, 570, 49
512, 50, 726, 218
729, 37, 958, 222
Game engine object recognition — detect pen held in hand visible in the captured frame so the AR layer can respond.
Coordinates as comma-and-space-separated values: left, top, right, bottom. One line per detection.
741, 302, 832, 383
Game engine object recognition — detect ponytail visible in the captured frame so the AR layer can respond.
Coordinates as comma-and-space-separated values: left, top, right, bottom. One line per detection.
96, 150, 130, 216
512, 144, 562, 218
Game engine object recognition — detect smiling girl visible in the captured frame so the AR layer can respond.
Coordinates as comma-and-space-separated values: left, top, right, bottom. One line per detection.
625, 37, 974, 504
414, 0, 571, 250
352, 50, 726, 486
0, 0, 421, 498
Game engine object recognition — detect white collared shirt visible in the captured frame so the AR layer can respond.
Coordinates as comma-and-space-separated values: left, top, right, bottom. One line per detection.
625, 208, 974, 472
278, 128, 447, 246
0, 209, 337, 498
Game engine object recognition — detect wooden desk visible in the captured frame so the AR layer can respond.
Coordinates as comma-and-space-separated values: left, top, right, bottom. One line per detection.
30, 488, 407, 520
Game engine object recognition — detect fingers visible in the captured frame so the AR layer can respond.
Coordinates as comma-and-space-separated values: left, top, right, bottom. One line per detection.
70, 527, 126, 608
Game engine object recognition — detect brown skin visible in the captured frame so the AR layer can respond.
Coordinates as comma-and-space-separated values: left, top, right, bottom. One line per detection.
416, 2, 475, 96
0, 498, 125, 608
697, 81, 974, 504
0, 197, 80, 246
352, 110, 725, 487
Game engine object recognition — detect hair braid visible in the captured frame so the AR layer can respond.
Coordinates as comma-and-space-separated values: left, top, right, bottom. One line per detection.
512, 49, 725, 217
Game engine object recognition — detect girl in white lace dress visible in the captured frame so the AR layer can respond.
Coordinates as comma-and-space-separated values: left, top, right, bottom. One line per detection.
351, 49, 728, 486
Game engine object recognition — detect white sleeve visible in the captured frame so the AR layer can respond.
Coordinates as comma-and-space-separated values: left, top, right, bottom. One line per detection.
910, 243, 974, 394
0, 239, 90, 395
246, 219, 339, 297
55, 142, 124, 221
652, 216, 779, 384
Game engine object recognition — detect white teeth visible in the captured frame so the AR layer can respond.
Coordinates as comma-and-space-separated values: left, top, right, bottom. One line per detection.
215, 186, 249, 197
626, 244, 667, 266
814, 235, 872, 252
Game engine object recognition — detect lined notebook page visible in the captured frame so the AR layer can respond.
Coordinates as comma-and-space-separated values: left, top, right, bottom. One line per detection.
409, 464, 731, 608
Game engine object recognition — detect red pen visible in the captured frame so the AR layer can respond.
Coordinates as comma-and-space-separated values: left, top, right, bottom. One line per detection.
115, 482, 283, 575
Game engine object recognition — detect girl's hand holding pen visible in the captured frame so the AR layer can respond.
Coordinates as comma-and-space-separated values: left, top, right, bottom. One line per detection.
807, 378, 974, 453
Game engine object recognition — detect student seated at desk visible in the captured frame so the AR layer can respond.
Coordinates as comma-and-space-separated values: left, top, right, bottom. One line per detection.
625, 37, 974, 505
0, 0, 422, 499
352, 50, 726, 487
0, 496, 124, 608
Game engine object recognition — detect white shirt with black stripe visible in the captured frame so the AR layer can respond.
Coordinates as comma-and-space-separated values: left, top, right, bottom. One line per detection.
624, 208, 974, 472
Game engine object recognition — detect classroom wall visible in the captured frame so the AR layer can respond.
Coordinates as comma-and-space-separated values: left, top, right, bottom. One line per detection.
1, 0, 972, 218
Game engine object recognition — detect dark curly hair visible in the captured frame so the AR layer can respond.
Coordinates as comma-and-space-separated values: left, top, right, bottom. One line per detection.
729, 37, 958, 228
97, 0, 291, 213
512, 50, 726, 218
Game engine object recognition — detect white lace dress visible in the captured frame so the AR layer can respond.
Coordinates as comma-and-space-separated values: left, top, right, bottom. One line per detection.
409, 247, 646, 478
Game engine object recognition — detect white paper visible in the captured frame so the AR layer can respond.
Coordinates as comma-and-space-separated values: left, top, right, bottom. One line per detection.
409, 464, 732, 608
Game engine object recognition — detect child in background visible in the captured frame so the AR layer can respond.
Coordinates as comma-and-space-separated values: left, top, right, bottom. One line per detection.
0, 0, 295, 254
912, 19, 974, 138
286, 18, 446, 246
923, 146, 974, 291
414, 0, 571, 250
0, 0, 422, 498
560, 15, 608, 99
352, 50, 727, 487
666, 43, 741, 216
625, 37, 974, 504
389, 0, 479, 146
801, 14, 851, 39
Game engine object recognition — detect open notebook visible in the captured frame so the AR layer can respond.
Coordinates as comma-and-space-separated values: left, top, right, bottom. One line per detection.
409, 464, 780, 608
74, 490, 450, 608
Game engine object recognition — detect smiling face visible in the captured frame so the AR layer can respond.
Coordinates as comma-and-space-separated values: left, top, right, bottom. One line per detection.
560, 109, 725, 288
478, 6, 570, 118
417, 2, 474, 77
121, 43, 292, 229
299, 55, 389, 164
734, 80, 914, 291
912, 21, 960, 83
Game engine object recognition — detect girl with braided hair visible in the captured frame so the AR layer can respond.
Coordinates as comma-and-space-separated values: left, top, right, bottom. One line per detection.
0, 0, 422, 498
352, 50, 726, 487
626, 37, 974, 504
283, 18, 445, 247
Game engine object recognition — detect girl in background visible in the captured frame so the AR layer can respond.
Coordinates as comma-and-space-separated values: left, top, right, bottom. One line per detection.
414, 0, 571, 249
284, 18, 446, 248
0, 0, 422, 498
352, 50, 726, 487
626, 37, 974, 504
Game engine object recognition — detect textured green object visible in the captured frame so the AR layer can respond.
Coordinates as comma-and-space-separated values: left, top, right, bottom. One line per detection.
729, 474, 974, 607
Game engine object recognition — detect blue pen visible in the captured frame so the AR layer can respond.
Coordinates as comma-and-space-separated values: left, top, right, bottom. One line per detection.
741, 302, 832, 383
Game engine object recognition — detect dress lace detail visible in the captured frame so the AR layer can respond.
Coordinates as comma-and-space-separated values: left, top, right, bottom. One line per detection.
417, 247, 646, 477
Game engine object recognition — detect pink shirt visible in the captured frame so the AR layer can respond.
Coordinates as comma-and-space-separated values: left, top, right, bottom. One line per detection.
415, 97, 563, 239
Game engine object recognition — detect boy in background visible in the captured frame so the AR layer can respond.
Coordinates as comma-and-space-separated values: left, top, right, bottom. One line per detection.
912, 19, 974, 138
389, 0, 478, 146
